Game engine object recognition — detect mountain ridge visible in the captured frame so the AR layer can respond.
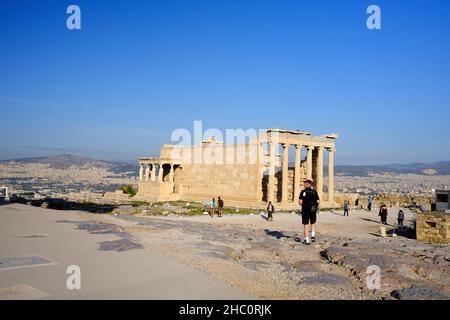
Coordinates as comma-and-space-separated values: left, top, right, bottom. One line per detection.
2, 154, 450, 176
333, 161, 450, 176
0, 154, 137, 174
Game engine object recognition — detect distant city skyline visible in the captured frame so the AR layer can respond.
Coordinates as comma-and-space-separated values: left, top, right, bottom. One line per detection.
1, 0, 449, 165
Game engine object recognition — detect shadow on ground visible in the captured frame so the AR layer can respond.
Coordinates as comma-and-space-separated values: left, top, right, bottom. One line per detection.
359, 217, 383, 224
12, 197, 118, 214
264, 229, 302, 242
56, 219, 144, 252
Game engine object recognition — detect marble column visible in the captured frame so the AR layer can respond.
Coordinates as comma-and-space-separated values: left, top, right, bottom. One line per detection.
268, 142, 276, 202
306, 146, 313, 180
145, 164, 150, 181
150, 164, 156, 181
294, 144, 301, 202
328, 148, 335, 202
168, 164, 174, 182
281, 143, 289, 203
139, 163, 144, 181
256, 143, 264, 202
316, 146, 324, 200
158, 164, 164, 182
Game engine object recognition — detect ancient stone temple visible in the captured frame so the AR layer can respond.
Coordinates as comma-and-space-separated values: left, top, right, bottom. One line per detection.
136, 128, 337, 208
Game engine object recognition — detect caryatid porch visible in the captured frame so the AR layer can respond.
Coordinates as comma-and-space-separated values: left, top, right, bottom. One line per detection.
136, 157, 182, 200
138, 158, 180, 183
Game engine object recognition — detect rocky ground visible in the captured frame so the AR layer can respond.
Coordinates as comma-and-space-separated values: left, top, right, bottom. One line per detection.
73, 207, 449, 300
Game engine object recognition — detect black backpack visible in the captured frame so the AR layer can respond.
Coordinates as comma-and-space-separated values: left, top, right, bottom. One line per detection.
304, 189, 318, 213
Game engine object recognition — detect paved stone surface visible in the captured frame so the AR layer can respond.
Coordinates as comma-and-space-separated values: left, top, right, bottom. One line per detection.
0, 204, 251, 299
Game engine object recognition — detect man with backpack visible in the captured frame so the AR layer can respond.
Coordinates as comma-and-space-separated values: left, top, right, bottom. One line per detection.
397, 209, 405, 227
344, 200, 350, 216
299, 179, 320, 245
266, 201, 275, 221
217, 196, 224, 217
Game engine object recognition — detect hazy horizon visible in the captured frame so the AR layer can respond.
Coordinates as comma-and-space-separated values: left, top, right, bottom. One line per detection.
1, 151, 450, 167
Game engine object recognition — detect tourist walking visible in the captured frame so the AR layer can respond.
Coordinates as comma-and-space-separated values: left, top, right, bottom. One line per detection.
379, 203, 388, 224
397, 209, 405, 227
210, 198, 216, 217
217, 196, 224, 217
368, 195, 373, 211
266, 201, 275, 221
299, 179, 320, 245
344, 201, 349, 216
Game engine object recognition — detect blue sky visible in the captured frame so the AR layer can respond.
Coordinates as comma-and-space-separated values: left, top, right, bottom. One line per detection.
1, 0, 449, 164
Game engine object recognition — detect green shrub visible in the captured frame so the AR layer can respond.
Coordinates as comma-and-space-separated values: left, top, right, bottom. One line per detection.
121, 184, 136, 196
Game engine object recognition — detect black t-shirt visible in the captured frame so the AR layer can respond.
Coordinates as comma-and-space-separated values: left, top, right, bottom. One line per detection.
299, 187, 319, 212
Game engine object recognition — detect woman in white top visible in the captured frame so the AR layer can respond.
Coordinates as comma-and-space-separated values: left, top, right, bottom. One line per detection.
210, 198, 216, 217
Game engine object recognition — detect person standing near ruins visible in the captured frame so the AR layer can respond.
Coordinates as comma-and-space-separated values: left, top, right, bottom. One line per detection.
379, 203, 388, 224
368, 195, 373, 211
397, 209, 405, 227
266, 201, 275, 221
217, 196, 224, 217
344, 201, 349, 216
210, 198, 216, 217
299, 179, 320, 245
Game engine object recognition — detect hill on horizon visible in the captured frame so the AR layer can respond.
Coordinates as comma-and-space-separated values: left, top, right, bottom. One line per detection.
2, 154, 450, 176
0, 154, 112, 169
333, 161, 450, 176
0, 154, 137, 174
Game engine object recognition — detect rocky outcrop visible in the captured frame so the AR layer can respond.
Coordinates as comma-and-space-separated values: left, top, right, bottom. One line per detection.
321, 238, 450, 299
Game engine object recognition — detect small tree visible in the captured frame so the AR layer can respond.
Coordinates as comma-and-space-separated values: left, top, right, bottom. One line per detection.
121, 184, 136, 197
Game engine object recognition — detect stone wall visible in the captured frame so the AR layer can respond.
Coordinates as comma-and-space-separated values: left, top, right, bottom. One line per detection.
177, 163, 259, 203
416, 212, 450, 243
356, 194, 433, 210
334, 193, 360, 206
137, 181, 176, 201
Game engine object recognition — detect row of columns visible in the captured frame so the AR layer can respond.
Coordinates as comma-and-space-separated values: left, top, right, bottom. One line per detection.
139, 163, 175, 183
267, 143, 335, 203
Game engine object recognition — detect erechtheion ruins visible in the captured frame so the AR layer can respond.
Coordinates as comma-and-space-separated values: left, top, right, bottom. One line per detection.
136, 128, 338, 208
